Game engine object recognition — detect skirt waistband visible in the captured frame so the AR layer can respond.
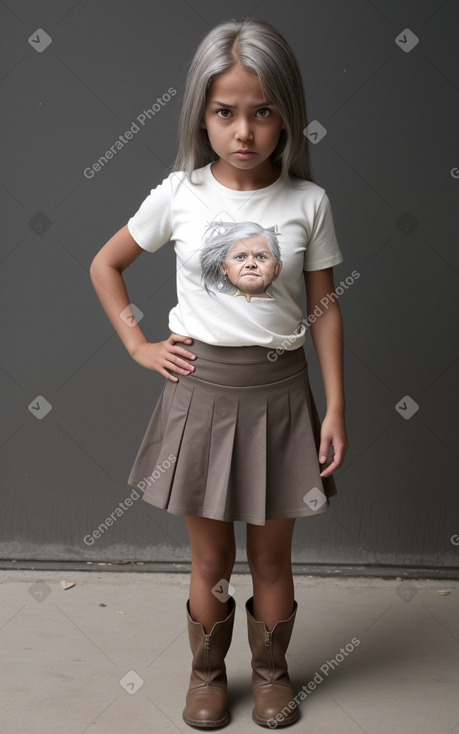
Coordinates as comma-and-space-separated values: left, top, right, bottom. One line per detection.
185, 338, 304, 364
174, 338, 307, 387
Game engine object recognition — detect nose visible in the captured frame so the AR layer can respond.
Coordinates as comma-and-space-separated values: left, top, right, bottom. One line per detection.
236, 117, 253, 142
245, 256, 257, 268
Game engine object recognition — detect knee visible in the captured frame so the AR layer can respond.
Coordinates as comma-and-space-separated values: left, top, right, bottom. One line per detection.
247, 548, 289, 585
192, 546, 236, 582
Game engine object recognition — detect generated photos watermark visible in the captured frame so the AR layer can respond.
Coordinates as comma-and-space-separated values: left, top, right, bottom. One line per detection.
267, 269, 360, 361
135, 454, 176, 492
303, 486, 327, 512
83, 87, 177, 179
267, 637, 361, 728
83, 455, 176, 546
211, 578, 236, 602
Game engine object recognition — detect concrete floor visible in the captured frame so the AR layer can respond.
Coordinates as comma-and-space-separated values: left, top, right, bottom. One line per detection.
1, 571, 458, 734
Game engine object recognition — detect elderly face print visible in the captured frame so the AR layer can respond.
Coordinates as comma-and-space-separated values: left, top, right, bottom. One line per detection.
199, 221, 282, 302
220, 234, 281, 301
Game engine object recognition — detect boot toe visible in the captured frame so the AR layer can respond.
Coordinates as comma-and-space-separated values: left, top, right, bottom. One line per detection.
182, 707, 229, 728
183, 688, 229, 727
253, 686, 299, 727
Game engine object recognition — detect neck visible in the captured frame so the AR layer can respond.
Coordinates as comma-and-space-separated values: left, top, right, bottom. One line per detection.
210, 160, 281, 191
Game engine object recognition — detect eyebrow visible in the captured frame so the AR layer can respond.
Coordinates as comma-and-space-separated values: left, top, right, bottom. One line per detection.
231, 249, 271, 255
210, 101, 272, 108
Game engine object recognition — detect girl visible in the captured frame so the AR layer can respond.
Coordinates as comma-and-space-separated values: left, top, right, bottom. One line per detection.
90, 17, 348, 729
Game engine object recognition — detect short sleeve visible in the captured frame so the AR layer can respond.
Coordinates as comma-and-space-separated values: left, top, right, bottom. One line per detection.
127, 175, 173, 253
303, 191, 344, 271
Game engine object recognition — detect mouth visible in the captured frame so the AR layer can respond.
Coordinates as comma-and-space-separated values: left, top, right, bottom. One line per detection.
242, 272, 260, 277
234, 150, 256, 158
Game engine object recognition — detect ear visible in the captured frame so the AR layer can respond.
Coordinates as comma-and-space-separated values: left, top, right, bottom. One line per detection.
219, 263, 227, 276
273, 261, 282, 279
200, 118, 207, 130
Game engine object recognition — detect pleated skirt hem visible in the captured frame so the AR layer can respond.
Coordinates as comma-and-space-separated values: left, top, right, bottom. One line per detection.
127, 338, 337, 527
125, 493, 331, 526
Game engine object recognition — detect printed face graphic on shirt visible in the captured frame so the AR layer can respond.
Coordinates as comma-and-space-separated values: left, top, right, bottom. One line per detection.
220, 235, 281, 300
199, 221, 282, 303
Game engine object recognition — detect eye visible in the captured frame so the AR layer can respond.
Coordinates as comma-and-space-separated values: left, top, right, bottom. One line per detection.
216, 109, 232, 118
256, 108, 271, 118
256, 254, 267, 260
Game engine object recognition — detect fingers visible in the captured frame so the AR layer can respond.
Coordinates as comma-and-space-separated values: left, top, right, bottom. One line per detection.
319, 442, 346, 477
167, 354, 195, 374
160, 361, 193, 382
319, 453, 338, 477
169, 333, 192, 343
318, 437, 330, 466
168, 333, 197, 361
161, 334, 197, 382
160, 368, 179, 383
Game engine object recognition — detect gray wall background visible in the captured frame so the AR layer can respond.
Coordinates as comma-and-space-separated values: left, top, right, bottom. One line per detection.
1, 0, 458, 571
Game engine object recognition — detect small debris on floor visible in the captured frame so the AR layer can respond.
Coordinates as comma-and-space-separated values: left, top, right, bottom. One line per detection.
60, 580, 76, 590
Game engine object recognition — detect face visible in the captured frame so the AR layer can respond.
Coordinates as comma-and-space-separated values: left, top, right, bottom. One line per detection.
220, 235, 282, 296
200, 63, 284, 181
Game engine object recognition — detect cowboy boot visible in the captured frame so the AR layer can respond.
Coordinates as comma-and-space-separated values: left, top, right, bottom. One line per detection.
246, 597, 299, 727
182, 596, 235, 728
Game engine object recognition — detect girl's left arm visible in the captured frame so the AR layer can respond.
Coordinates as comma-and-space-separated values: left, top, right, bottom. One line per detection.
304, 267, 348, 477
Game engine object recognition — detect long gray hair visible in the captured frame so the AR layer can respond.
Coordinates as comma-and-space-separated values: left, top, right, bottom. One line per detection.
171, 18, 313, 186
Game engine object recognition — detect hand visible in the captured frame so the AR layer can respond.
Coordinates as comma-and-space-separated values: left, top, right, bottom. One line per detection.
318, 410, 348, 478
130, 333, 196, 382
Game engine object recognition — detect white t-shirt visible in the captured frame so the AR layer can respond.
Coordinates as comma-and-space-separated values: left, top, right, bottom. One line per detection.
127, 163, 343, 350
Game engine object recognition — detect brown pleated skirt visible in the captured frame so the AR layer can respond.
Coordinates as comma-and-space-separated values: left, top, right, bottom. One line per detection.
127, 338, 337, 526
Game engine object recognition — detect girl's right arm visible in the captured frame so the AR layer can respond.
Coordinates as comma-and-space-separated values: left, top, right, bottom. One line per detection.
89, 224, 196, 382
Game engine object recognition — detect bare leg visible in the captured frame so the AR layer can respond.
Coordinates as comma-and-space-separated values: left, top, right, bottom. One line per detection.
246, 518, 296, 631
184, 516, 236, 633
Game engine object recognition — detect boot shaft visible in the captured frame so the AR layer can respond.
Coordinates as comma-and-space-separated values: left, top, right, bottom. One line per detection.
183, 597, 236, 728
245, 597, 298, 685
186, 597, 236, 687
245, 596, 300, 727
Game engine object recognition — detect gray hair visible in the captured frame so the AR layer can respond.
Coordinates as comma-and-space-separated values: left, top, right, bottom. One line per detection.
171, 18, 313, 187
200, 220, 282, 295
